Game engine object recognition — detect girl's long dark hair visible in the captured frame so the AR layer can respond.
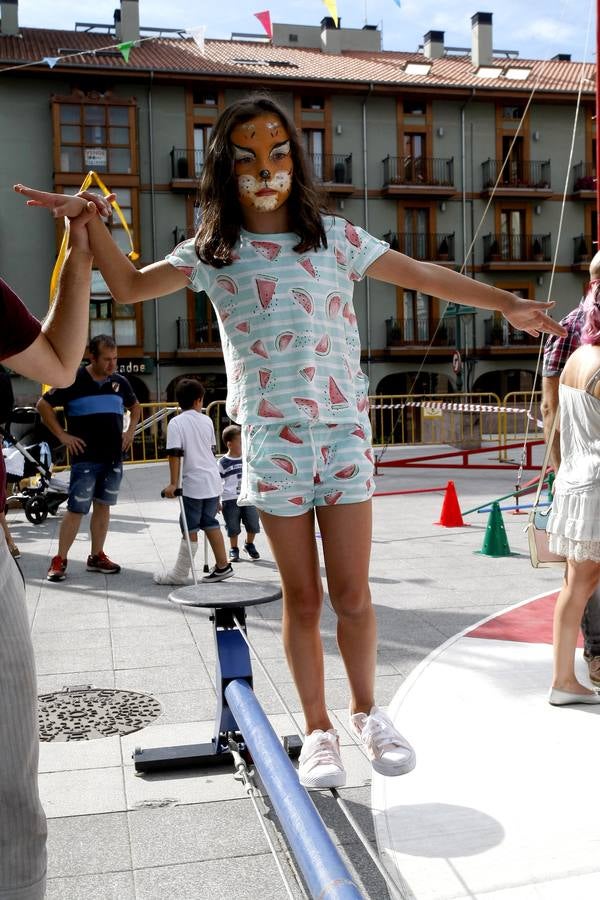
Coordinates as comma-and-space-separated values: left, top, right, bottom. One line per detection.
195, 95, 328, 267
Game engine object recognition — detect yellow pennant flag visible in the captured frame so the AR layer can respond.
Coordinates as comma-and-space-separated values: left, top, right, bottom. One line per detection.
45, 170, 139, 392
322, 0, 339, 26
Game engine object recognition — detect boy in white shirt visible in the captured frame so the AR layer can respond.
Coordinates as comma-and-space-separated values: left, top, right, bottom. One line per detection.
218, 424, 261, 563
154, 379, 233, 584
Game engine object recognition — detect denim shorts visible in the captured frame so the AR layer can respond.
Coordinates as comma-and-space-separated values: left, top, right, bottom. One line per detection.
221, 498, 260, 537
239, 417, 375, 517
180, 495, 220, 534
67, 461, 123, 514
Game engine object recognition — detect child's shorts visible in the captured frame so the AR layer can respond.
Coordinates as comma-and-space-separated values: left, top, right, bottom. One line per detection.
180, 496, 220, 534
239, 418, 375, 517
221, 498, 260, 537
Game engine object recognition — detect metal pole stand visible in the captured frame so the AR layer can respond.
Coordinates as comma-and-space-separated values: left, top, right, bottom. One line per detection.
133, 580, 298, 771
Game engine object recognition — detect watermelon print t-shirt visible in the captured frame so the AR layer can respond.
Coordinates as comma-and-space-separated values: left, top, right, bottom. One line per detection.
165, 216, 388, 425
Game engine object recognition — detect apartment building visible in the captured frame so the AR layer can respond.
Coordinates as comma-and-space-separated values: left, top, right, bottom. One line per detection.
0, 1, 595, 405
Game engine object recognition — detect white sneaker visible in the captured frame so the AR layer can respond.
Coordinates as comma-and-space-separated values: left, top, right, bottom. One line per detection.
298, 729, 346, 789
350, 706, 416, 776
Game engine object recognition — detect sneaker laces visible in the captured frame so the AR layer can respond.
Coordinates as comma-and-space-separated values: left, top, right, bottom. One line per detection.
301, 731, 341, 770
357, 711, 408, 757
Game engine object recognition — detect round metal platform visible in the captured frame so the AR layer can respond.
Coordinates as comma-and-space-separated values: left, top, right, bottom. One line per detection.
169, 578, 282, 608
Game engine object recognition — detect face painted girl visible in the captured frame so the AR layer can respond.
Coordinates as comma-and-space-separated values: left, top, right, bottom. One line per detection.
231, 113, 293, 213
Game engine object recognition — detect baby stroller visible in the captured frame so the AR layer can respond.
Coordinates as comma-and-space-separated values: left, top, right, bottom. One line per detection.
1, 407, 69, 524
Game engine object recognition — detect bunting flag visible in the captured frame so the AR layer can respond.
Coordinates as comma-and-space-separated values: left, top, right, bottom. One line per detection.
117, 41, 135, 63
185, 26, 206, 54
254, 10, 273, 39
322, 0, 339, 26
43, 57, 60, 68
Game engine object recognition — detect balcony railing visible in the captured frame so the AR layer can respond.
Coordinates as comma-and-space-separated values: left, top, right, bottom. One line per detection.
382, 155, 454, 187
386, 316, 456, 348
170, 147, 204, 180
484, 318, 540, 347
384, 231, 455, 262
572, 161, 596, 192
573, 234, 594, 264
481, 159, 551, 190
176, 317, 220, 350
308, 153, 353, 184
483, 232, 551, 264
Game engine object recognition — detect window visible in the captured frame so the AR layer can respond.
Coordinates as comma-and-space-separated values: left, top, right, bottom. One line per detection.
194, 292, 219, 345
56, 101, 135, 174
403, 133, 426, 183
193, 125, 212, 177
501, 135, 524, 185
500, 209, 526, 260
303, 129, 324, 179
404, 100, 426, 115
192, 90, 217, 106
502, 105, 523, 120
403, 208, 430, 259
403, 290, 431, 343
301, 96, 325, 110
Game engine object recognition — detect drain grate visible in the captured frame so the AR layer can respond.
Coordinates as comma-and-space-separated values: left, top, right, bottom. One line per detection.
38, 686, 163, 741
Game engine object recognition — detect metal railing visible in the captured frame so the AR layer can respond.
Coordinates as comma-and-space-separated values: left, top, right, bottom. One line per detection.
176, 317, 220, 350
483, 232, 551, 263
382, 155, 454, 187
481, 158, 551, 189
384, 231, 455, 261
483, 318, 540, 347
170, 147, 203, 179
572, 161, 596, 192
385, 316, 456, 348
308, 152, 353, 184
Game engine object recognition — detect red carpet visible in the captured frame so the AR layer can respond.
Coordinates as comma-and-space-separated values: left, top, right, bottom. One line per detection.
466, 591, 583, 647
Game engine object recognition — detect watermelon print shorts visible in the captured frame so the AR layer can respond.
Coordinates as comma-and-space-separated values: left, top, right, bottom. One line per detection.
238, 418, 375, 516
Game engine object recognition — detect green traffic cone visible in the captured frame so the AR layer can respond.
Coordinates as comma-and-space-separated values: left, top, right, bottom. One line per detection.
478, 501, 512, 557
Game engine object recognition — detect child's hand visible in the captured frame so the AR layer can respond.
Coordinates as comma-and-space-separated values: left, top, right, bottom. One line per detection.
161, 484, 177, 498
13, 184, 114, 220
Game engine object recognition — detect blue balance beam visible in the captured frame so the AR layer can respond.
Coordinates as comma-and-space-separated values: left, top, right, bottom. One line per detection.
225, 678, 363, 899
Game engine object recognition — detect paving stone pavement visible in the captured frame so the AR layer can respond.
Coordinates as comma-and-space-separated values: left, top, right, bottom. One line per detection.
8, 447, 560, 899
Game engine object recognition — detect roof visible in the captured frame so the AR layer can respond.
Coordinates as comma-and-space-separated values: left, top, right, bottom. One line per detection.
0, 27, 595, 95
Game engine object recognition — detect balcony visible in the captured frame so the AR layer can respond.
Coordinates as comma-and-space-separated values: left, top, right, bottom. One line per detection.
384, 231, 456, 265
483, 318, 541, 350
481, 159, 552, 197
386, 316, 456, 351
482, 233, 552, 270
572, 162, 596, 198
572, 233, 594, 272
170, 148, 203, 191
308, 153, 354, 194
176, 317, 220, 352
382, 156, 455, 197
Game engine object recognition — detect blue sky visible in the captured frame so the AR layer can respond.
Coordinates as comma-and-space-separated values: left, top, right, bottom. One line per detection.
14, 0, 596, 62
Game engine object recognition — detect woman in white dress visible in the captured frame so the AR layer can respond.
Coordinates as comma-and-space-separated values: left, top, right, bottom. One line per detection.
548, 281, 600, 705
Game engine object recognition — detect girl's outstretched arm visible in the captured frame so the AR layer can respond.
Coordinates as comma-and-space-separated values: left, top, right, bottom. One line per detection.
367, 250, 567, 338
14, 184, 189, 304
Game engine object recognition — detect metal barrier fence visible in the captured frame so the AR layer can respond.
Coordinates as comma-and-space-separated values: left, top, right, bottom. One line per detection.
49, 392, 545, 470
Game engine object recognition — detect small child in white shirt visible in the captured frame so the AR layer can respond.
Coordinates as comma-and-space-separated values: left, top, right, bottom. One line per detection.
218, 424, 260, 563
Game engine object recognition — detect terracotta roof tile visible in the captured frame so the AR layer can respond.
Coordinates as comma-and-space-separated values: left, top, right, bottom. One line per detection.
0, 27, 594, 94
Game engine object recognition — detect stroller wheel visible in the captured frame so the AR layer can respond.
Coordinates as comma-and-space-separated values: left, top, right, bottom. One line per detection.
24, 496, 48, 525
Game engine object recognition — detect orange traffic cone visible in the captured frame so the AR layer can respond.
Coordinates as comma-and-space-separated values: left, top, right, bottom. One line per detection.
435, 480, 466, 527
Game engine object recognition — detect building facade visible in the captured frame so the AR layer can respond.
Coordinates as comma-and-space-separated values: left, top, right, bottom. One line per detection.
0, 2, 595, 405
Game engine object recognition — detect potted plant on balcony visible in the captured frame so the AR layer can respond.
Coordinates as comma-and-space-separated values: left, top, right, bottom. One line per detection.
387, 321, 403, 346
437, 237, 450, 261
488, 239, 501, 262
532, 238, 544, 262
575, 235, 590, 264
490, 322, 504, 345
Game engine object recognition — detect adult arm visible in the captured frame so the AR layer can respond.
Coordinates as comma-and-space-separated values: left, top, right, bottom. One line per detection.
4, 209, 95, 386
14, 185, 188, 304
540, 376, 560, 471
122, 400, 142, 452
35, 396, 86, 455
366, 250, 567, 338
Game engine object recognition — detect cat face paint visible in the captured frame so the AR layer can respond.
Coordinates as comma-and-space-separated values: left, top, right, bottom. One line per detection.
231, 114, 293, 213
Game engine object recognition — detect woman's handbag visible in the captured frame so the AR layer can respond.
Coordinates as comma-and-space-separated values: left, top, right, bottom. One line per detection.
526, 411, 566, 568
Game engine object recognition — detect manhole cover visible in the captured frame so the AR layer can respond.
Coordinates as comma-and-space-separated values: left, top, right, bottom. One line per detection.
38, 687, 163, 741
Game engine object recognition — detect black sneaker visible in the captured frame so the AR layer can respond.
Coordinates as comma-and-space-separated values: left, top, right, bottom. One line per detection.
229, 547, 240, 563
243, 542, 260, 560
201, 564, 234, 583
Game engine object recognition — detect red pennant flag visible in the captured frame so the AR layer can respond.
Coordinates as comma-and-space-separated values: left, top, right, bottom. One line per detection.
254, 10, 273, 39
